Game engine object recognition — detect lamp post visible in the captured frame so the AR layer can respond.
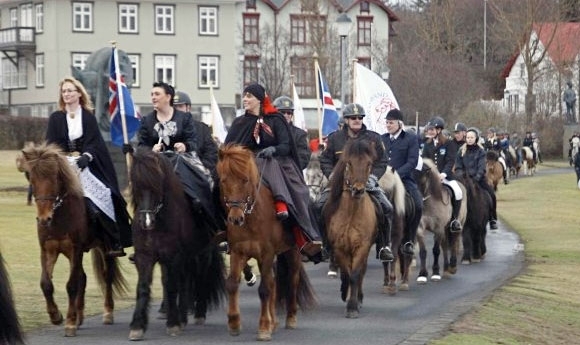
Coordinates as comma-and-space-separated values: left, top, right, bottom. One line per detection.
336, 13, 352, 109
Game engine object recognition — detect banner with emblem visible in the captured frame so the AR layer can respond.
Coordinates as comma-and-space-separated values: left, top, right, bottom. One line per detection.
353, 62, 399, 135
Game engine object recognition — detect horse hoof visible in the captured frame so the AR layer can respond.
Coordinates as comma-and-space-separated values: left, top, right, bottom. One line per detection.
461, 260, 471, 265
50, 312, 64, 325
399, 283, 410, 291
327, 270, 337, 278
431, 275, 441, 282
257, 330, 272, 341
64, 326, 77, 337
383, 285, 397, 295
416, 276, 428, 284
102, 312, 114, 325
166, 325, 181, 337
472, 258, 481, 263
345, 310, 359, 319
229, 328, 241, 336
286, 316, 297, 329
194, 317, 205, 325
129, 329, 144, 341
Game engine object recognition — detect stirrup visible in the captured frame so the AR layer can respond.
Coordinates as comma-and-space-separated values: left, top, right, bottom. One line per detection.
402, 242, 415, 255
378, 246, 394, 262
244, 272, 257, 287
276, 210, 289, 220
489, 220, 498, 230
449, 219, 462, 233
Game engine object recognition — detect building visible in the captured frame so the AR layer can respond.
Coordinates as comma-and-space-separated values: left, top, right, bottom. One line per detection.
0, 0, 397, 132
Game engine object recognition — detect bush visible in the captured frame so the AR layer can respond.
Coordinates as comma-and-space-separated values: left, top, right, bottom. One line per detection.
0, 116, 48, 149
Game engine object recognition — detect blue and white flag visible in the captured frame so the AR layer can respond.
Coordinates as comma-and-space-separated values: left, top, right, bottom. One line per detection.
317, 66, 339, 137
109, 47, 140, 146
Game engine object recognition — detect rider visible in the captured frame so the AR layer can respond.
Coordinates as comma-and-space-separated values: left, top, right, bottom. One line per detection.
511, 131, 523, 165
381, 109, 422, 255
319, 103, 394, 262
272, 96, 311, 170
523, 131, 537, 163
484, 127, 509, 185
455, 128, 499, 230
421, 116, 463, 232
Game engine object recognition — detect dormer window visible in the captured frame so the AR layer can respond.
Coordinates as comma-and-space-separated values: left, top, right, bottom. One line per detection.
246, 0, 256, 10
360, 1, 370, 13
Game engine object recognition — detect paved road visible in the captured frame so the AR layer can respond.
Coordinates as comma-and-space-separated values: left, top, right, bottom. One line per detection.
25, 224, 523, 345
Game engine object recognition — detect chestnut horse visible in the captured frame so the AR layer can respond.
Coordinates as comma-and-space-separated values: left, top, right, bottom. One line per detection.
128, 149, 226, 340
217, 144, 317, 341
323, 140, 378, 318
20, 143, 126, 337
485, 151, 504, 191
415, 159, 467, 283
0, 251, 24, 345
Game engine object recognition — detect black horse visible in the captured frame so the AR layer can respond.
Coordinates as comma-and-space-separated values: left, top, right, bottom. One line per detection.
0, 251, 24, 345
128, 149, 226, 340
456, 174, 492, 264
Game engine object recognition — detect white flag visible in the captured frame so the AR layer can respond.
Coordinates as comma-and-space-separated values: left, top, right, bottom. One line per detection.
210, 87, 227, 144
354, 63, 399, 135
292, 82, 306, 131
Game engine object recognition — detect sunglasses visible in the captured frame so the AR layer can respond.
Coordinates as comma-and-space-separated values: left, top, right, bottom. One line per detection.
347, 116, 364, 120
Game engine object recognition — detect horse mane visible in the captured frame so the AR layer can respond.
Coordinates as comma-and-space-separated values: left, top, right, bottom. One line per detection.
217, 144, 259, 188
421, 158, 444, 201
324, 140, 376, 219
486, 150, 499, 161
21, 142, 83, 198
378, 166, 406, 216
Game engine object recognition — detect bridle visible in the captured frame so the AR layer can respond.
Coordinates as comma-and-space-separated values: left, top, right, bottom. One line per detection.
223, 159, 266, 216
34, 193, 67, 212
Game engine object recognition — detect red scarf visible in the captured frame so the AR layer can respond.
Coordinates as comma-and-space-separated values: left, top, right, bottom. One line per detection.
253, 95, 278, 144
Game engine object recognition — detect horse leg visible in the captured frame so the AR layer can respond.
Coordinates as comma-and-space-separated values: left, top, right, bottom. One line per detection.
101, 253, 116, 325
461, 227, 472, 265
256, 255, 276, 341
226, 254, 245, 336
399, 252, 411, 291
64, 250, 85, 337
284, 250, 301, 330
40, 248, 63, 326
416, 230, 428, 284
162, 262, 182, 336
129, 257, 155, 341
431, 239, 441, 281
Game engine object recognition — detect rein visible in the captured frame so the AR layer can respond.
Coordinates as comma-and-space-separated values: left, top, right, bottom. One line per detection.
224, 157, 267, 215
34, 193, 67, 212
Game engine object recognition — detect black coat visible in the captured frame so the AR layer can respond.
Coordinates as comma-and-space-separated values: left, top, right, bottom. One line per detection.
422, 135, 457, 180
381, 130, 419, 183
320, 125, 387, 179
193, 120, 218, 177
455, 144, 487, 183
138, 110, 197, 152
290, 125, 311, 170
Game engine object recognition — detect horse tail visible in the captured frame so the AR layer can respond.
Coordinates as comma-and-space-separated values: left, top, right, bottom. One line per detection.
0, 253, 25, 345
276, 253, 318, 310
378, 167, 405, 216
91, 248, 128, 298
189, 245, 227, 311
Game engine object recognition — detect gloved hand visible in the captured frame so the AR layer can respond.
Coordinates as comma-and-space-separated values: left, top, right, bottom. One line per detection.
122, 144, 134, 155
256, 146, 276, 159
76, 154, 90, 170
366, 174, 379, 189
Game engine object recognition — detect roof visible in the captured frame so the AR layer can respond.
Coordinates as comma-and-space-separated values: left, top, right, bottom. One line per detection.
264, 0, 399, 22
501, 22, 580, 78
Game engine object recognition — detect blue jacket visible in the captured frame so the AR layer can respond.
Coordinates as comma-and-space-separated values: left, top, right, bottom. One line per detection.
381, 130, 419, 183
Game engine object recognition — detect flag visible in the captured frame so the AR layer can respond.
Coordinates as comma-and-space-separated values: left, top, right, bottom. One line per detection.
109, 47, 140, 147
317, 66, 339, 137
354, 63, 399, 135
292, 82, 306, 131
210, 86, 227, 144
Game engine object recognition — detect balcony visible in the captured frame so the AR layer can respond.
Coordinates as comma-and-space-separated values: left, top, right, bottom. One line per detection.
0, 27, 36, 52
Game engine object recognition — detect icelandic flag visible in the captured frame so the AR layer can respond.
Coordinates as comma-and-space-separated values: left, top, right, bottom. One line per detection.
109, 47, 140, 147
292, 82, 306, 131
317, 66, 339, 136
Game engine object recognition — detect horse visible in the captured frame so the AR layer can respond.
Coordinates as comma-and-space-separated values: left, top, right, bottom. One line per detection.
323, 140, 378, 318
521, 146, 536, 176
128, 149, 226, 340
456, 174, 492, 264
507, 146, 521, 178
415, 159, 467, 283
485, 151, 504, 191
305, 151, 328, 201
20, 143, 126, 337
378, 167, 415, 294
0, 251, 24, 345
216, 144, 317, 341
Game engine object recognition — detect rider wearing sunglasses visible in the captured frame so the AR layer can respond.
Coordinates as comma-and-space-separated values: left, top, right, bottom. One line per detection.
318, 103, 394, 263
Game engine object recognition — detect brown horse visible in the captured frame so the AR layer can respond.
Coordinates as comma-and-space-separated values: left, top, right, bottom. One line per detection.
378, 167, 414, 294
323, 140, 378, 318
521, 146, 536, 176
485, 151, 504, 191
20, 143, 126, 337
0, 251, 24, 345
415, 159, 467, 283
216, 144, 317, 341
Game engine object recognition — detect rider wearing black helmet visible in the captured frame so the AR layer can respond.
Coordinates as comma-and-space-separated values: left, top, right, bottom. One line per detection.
319, 103, 394, 262
273, 96, 311, 170
422, 116, 463, 232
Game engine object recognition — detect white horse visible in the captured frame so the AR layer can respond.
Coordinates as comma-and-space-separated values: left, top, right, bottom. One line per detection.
521, 146, 536, 176
304, 151, 328, 201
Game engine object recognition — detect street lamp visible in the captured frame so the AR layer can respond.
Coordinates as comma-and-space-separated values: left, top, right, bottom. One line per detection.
336, 12, 352, 109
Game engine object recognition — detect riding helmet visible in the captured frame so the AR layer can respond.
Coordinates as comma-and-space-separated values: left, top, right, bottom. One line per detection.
453, 122, 467, 132
342, 103, 366, 118
467, 127, 480, 138
173, 91, 192, 105
428, 116, 445, 129
488, 127, 496, 134
273, 96, 294, 112
385, 108, 404, 121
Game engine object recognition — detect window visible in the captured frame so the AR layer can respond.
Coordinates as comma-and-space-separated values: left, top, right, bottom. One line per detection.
72, 2, 93, 32
199, 56, 219, 88
154, 55, 175, 85
357, 16, 372, 47
360, 1, 370, 13
35, 54, 44, 87
291, 56, 314, 97
72, 53, 90, 70
20, 4, 33, 27
35, 4, 44, 32
2, 57, 27, 89
119, 4, 138, 33
357, 57, 371, 70
519, 63, 525, 78
508, 94, 519, 113
199, 6, 217, 35
291, 16, 306, 45
246, 0, 256, 10
243, 56, 259, 86
243, 13, 259, 44
155, 5, 174, 34
291, 15, 326, 46
10, 8, 17, 27
128, 54, 140, 87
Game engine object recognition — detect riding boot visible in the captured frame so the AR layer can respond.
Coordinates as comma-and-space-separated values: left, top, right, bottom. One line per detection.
292, 226, 322, 263
275, 200, 289, 220
95, 212, 126, 258
368, 188, 394, 262
243, 264, 257, 287
503, 169, 510, 184
449, 198, 462, 233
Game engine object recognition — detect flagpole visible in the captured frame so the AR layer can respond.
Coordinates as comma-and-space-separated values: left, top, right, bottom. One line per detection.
351, 59, 358, 103
416, 111, 419, 133
290, 75, 295, 98
209, 83, 216, 139
313, 53, 323, 142
110, 41, 132, 172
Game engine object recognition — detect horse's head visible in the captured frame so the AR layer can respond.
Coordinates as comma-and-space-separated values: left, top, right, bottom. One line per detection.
418, 159, 443, 201
22, 143, 81, 228
332, 140, 376, 199
217, 144, 258, 227
130, 149, 168, 231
